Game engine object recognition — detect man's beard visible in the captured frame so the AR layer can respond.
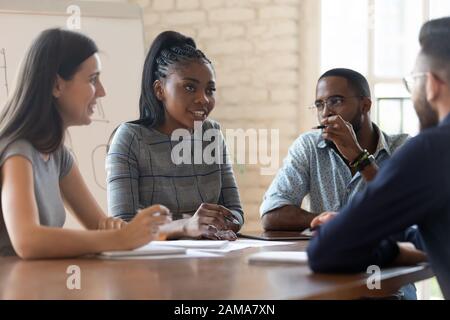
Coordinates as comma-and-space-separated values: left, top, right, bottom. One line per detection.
414, 84, 439, 131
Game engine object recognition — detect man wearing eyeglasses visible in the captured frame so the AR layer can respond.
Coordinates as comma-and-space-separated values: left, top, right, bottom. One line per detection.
260, 68, 408, 232
260, 68, 415, 299
307, 17, 450, 300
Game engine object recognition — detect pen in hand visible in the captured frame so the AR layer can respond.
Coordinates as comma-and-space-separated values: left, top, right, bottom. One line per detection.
224, 215, 240, 225
312, 125, 327, 129
215, 204, 240, 226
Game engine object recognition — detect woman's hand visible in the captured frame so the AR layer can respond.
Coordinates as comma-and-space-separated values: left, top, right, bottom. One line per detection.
118, 205, 171, 250
182, 203, 238, 240
98, 216, 127, 230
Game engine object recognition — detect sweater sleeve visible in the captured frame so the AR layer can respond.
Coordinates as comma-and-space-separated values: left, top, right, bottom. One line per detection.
106, 123, 140, 221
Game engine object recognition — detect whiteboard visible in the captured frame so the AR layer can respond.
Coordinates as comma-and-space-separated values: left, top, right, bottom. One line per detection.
0, 0, 145, 227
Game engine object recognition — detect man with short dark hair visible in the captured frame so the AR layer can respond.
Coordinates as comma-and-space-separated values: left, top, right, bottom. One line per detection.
260, 68, 408, 232
307, 17, 450, 299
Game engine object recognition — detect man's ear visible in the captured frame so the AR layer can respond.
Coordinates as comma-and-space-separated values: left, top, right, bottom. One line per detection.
153, 80, 164, 102
361, 97, 372, 114
52, 75, 65, 98
425, 72, 442, 103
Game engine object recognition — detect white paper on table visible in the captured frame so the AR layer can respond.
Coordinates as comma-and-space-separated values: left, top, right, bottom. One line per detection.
98, 249, 223, 260
235, 239, 296, 247
150, 240, 229, 249
99, 244, 185, 258
196, 239, 296, 253
247, 251, 308, 264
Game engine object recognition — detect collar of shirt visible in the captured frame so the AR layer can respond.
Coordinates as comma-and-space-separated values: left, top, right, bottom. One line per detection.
316, 122, 391, 159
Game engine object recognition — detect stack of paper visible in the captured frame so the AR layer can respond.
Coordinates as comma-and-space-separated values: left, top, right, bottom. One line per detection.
99, 244, 186, 258
99, 239, 296, 259
149, 240, 229, 249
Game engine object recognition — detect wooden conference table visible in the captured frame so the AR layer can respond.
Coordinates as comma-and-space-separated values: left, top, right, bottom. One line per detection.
0, 235, 433, 300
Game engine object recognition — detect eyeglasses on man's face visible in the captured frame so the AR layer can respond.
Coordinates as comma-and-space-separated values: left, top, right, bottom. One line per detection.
403, 72, 427, 93
311, 95, 363, 111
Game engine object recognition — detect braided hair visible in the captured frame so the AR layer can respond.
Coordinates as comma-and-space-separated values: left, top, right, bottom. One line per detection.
134, 31, 212, 128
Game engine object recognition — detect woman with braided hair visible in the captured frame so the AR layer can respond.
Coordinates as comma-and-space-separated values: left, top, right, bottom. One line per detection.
107, 31, 244, 240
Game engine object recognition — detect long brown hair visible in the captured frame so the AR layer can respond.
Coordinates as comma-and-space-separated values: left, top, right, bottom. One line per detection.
0, 28, 98, 153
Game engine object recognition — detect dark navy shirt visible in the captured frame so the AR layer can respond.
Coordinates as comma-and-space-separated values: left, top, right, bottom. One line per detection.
308, 113, 450, 299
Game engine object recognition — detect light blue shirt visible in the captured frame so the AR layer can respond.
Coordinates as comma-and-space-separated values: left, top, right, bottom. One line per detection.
260, 124, 409, 216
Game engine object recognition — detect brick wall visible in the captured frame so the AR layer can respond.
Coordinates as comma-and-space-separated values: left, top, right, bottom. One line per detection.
129, 0, 320, 231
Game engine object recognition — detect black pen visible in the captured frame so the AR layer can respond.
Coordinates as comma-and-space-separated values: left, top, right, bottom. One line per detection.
312, 125, 327, 129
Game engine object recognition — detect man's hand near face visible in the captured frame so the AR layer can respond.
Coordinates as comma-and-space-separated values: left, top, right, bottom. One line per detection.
321, 115, 363, 162
321, 115, 379, 181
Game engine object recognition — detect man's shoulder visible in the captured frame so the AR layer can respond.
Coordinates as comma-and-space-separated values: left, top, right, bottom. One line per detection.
413, 124, 450, 153
381, 131, 410, 151
292, 131, 323, 149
